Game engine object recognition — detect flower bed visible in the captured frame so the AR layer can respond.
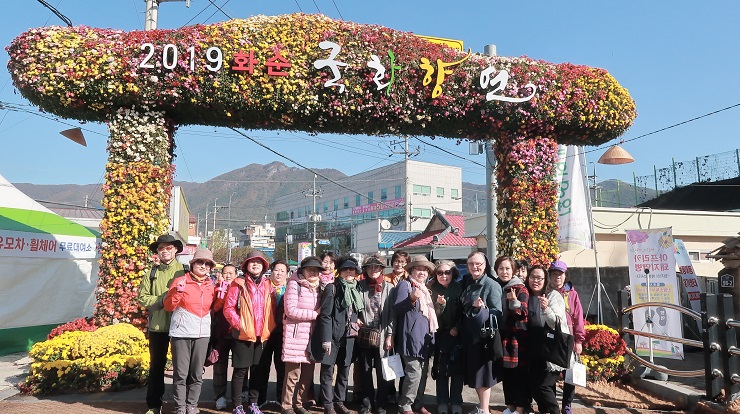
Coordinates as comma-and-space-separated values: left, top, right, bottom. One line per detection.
581, 323, 630, 382
20, 323, 149, 395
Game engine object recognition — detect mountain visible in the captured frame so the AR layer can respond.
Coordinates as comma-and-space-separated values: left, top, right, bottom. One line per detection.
19, 164, 650, 224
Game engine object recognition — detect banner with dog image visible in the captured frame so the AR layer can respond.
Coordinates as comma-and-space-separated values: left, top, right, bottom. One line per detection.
626, 227, 683, 360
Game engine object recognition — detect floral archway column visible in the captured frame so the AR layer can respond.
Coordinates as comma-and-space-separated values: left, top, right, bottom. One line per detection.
495, 133, 560, 265
94, 107, 176, 329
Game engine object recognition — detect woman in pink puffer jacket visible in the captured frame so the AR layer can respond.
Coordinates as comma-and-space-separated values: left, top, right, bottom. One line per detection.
281, 256, 324, 414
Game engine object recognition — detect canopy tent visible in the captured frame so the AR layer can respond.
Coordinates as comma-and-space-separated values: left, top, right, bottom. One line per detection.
0, 174, 99, 355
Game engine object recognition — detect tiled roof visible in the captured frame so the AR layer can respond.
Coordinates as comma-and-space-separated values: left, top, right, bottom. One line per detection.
394, 214, 476, 248
381, 231, 420, 246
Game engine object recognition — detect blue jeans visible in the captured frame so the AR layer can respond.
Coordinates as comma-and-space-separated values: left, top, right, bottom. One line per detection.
435, 373, 463, 406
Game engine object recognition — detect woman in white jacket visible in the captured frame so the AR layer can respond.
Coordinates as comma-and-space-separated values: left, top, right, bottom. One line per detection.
526, 265, 571, 414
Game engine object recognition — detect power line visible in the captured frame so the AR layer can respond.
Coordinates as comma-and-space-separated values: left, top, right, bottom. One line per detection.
293, 0, 304, 13
416, 137, 485, 167
330, 0, 344, 19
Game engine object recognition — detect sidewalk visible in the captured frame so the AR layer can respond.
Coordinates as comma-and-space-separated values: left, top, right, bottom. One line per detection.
0, 350, 694, 414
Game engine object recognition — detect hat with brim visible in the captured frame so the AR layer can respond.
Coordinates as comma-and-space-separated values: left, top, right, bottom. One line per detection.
362, 256, 385, 269
149, 234, 184, 254
337, 257, 362, 274
299, 256, 326, 272
405, 255, 436, 274
241, 250, 270, 274
189, 248, 216, 268
549, 260, 568, 273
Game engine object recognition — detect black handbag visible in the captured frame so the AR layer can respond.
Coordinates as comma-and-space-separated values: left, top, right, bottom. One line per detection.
480, 313, 503, 361
357, 326, 381, 348
531, 318, 574, 368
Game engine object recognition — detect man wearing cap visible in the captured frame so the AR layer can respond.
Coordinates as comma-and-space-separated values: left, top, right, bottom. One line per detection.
137, 234, 187, 414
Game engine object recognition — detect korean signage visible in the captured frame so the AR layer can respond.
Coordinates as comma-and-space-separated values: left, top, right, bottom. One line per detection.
0, 230, 98, 259
673, 239, 702, 332
626, 228, 682, 360
297, 242, 312, 262
136, 42, 536, 103
555, 145, 591, 252
352, 197, 405, 215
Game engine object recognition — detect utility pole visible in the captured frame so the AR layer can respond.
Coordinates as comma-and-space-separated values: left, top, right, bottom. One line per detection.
484, 44, 498, 259
227, 192, 236, 263
144, 0, 191, 31
303, 174, 322, 256
390, 138, 419, 232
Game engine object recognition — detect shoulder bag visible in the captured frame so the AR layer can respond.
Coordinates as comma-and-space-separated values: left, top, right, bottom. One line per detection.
480, 312, 503, 361
531, 317, 574, 368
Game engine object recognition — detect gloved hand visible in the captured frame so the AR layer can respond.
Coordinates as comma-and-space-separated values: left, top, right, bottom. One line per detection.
176, 279, 186, 293
322, 341, 332, 355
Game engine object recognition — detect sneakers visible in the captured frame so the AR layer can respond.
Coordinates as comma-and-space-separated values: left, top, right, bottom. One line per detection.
438, 405, 449, 414
359, 405, 372, 414
144, 409, 160, 414
334, 403, 352, 414
471, 408, 486, 414
175, 408, 186, 414
248, 403, 264, 414
216, 397, 228, 410
561, 406, 573, 414
186, 406, 199, 414
451, 405, 462, 414
324, 404, 337, 414
233, 405, 247, 414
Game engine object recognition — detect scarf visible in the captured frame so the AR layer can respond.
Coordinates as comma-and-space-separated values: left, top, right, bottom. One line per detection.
338, 278, 363, 312
410, 278, 439, 333
272, 282, 286, 302
302, 275, 321, 292
365, 275, 383, 293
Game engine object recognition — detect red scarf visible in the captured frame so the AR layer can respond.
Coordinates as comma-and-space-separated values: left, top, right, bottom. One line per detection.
365, 276, 383, 293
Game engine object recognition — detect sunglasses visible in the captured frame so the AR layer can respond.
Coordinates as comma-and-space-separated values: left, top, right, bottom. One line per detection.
436, 270, 452, 276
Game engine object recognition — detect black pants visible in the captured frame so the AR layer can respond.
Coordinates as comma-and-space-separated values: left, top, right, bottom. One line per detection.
529, 360, 559, 414
256, 334, 285, 405
358, 347, 389, 409
233, 365, 261, 407
146, 332, 170, 409
562, 381, 575, 407
320, 362, 351, 406
502, 365, 529, 408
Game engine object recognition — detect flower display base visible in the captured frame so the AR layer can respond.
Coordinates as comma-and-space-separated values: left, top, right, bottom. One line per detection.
574, 380, 679, 411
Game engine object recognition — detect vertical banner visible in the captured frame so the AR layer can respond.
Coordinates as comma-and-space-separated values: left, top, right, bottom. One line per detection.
555, 145, 592, 251
674, 239, 702, 332
626, 228, 683, 359
297, 242, 312, 263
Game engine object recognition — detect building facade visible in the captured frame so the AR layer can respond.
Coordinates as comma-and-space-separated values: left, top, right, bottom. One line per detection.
275, 160, 463, 254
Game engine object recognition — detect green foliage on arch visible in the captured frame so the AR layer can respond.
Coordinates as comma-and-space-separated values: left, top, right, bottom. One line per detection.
7, 13, 635, 144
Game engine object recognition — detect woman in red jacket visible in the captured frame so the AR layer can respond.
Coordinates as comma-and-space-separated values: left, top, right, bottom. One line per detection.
164, 248, 218, 414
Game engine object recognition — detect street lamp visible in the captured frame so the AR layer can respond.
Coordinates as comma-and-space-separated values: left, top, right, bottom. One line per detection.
227, 192, 236, 263
584, 143, 634, 324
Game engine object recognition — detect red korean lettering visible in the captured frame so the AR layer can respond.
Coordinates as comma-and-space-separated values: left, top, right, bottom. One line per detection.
49, 240, 57, 252
4, 237, 14, 249
14, 237, 24, 250
232, 50, 256, 74
265, 50, 291, 76
30, 238, 39, 251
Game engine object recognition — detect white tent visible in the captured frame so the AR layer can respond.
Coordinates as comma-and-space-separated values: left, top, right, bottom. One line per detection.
0, 174, 99, 354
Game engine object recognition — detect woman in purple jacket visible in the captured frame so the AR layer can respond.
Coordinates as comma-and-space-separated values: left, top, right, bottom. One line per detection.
548, 260, 585, 414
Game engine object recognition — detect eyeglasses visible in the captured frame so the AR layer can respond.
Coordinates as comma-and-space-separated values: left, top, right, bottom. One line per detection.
157, 245, 176, 252
436, 270, 452, 276
467, 262, 485, 267
530, 277, 545, 281
193, 260, 212, 268
393, 261, 407, 265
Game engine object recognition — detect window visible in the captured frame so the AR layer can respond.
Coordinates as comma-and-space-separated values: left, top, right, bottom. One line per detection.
395, 185, 402, 199
334, 199, 339, 211
412, 208, 432, 218
356, 194, 362, 207
381, 188, 387, 201
451, 188, 459, 199
323, 201, 328, 212
437, 187, 444, 198
343, 197, 349, 209
412, 184, 431, 196
368, 191, 374, 203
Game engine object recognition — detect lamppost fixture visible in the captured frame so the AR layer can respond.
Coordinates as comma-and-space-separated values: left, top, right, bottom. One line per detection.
597, 143, 634, 165
59, 127, 86, 146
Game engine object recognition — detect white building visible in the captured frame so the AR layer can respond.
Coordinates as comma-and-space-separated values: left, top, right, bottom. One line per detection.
275, 160, 463, 253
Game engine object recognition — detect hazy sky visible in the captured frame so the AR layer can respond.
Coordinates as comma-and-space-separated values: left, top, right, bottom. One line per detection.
2, 1, 739, 193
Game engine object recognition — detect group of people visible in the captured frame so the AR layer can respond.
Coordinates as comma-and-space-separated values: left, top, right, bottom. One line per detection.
137, 233, 584, 414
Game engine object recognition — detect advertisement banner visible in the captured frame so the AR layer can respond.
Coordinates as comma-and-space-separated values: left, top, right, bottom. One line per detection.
556, 145, 591, 251
674, 239, 702, 332
297, 242, 312, 263
0, 230, 98, 259
626, 228, 683, 359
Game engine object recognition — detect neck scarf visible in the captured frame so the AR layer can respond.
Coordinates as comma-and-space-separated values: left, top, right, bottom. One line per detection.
302, 275, 321, 292
272, 282, 286, 301
365, 275, 383, 293
410, 278, 439, 333
339, 278, 363, 312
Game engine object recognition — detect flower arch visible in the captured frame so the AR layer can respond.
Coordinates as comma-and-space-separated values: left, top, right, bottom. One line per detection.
7, 13, 636, 327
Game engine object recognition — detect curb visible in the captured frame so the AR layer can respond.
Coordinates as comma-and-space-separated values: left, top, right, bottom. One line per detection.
634, 377, 704, 409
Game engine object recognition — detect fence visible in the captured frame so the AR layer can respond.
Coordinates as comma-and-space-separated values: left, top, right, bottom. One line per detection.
594, 148, 740, 208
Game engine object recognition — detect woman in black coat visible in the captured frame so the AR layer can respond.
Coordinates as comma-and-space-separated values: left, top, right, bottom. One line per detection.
310, 257, 364, 414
